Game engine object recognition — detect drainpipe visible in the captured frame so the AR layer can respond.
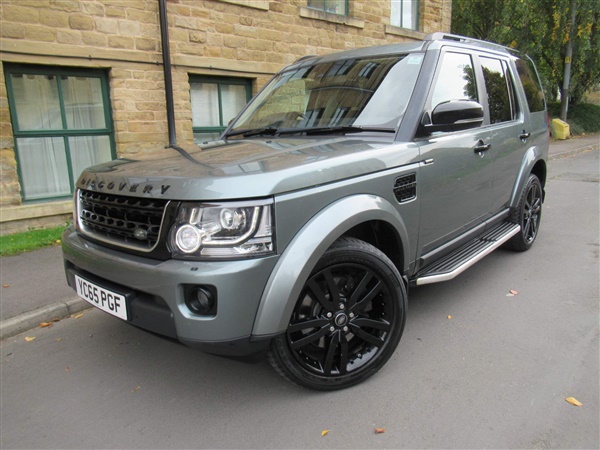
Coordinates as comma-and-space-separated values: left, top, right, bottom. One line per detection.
158, 0, 178, 148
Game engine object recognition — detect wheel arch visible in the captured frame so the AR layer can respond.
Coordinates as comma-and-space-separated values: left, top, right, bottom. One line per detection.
509, 146, 547, 207
252, 194, 410, 337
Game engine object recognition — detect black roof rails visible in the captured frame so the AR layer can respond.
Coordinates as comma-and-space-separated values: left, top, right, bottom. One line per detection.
424, 32, 514, 53
294, 54, 318, 63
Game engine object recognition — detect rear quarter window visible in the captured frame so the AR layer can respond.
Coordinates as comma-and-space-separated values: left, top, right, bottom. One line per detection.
515, 58, 545, 113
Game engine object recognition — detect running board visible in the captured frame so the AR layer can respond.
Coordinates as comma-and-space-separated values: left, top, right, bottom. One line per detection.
413, 222, 521, 286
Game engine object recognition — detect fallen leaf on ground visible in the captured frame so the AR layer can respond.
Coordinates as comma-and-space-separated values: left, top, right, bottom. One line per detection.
56, 240, 61, 244
447, 315, 452, 319
2, 284, 9, 288
374, 428, 386, 434
39, 322, 53, 328
73, 313, 84, 319
565, 397, 583, 406
132, 386, 141, 392
24, 336, 36, 342
55, 338, 62, 342
65, 366, 70, 372
321, 430, 329, 436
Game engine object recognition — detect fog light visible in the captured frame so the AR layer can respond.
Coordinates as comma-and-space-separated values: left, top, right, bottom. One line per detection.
186, 287, 215, 315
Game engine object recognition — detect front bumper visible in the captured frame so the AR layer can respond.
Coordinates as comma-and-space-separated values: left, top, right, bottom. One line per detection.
62, 228, 280, 355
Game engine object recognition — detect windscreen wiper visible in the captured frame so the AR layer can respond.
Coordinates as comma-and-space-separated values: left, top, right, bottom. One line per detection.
223, 127, 279, 138
283, 125, 396, 135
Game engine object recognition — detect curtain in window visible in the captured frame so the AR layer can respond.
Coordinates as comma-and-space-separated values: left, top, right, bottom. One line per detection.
62, 76, 106, 129
17, 137, 70, 199
11, 74, 62, 130
69, 136, 112, 180
8, 69, 113, 201
191, 83, 220, 127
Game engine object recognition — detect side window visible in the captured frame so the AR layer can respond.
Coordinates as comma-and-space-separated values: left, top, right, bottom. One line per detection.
307, 0, 348, 15
390, 0, 419, 30
480, 57, 514, 123
5, 65, 115, 201
190, 77, 252, 144
515, 58, 545, 112
430, 52, 477, 108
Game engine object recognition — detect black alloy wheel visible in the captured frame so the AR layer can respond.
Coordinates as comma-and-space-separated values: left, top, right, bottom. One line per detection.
505, 173, 543, 251
268, 237, 406, 390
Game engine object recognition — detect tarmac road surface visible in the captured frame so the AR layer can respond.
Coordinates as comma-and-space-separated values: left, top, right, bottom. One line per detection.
1, 148, 598, 449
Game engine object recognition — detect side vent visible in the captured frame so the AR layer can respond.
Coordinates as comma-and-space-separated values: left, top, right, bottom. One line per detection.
393, 173, 417, 203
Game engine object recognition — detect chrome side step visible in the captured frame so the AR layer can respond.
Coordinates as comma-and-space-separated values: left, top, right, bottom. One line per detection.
413, 222, 521, 286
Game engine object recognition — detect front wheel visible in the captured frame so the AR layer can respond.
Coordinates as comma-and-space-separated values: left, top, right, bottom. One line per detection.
504, 173, 543, 251
268, 237, 407, 390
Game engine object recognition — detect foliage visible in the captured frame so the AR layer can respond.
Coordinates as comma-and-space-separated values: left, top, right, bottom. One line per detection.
452, 0, 600, 105
548, 102, 600, 134
0, 225, 67, 256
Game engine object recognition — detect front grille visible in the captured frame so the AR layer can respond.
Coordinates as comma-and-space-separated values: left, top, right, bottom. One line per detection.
78, 189, 169, 251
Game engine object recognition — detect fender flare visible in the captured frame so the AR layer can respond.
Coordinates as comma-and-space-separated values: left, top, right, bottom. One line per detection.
252, 194, 410, 337
509, 145, 546, 207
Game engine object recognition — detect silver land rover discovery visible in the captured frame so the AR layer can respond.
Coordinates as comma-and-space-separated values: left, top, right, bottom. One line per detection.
63, 33, 549, 390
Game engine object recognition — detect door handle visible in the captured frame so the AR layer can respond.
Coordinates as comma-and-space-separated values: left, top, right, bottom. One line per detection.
474, 140, 491, 153
519, 131, 531, 141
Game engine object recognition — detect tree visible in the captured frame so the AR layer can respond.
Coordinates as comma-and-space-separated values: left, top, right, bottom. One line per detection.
452, 0, 600, 106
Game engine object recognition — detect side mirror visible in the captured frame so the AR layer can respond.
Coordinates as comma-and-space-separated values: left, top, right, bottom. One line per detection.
423, 100, 484, 134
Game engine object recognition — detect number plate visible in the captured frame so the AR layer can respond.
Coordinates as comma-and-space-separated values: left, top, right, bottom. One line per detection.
75, 275, 128, 321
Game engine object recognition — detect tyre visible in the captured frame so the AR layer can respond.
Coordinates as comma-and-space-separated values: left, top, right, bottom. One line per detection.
268, 237, 407, 390
504, 173, 543, 251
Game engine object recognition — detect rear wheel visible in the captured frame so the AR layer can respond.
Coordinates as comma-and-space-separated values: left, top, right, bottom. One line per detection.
504, 174, 543, 251
268, 237, 407, 390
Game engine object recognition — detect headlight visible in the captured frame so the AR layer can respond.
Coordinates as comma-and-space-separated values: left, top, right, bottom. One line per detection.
169, 199, 274, 259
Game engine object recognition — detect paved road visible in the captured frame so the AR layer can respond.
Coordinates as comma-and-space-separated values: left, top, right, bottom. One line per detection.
2, 149, 598, 449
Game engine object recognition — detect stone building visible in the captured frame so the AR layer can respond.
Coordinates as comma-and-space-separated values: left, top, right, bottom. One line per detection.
0, 0, 451, 234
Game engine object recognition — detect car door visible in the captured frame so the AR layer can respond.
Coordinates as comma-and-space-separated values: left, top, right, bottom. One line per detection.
416, 49, 495, 259
476, 54, 528, 213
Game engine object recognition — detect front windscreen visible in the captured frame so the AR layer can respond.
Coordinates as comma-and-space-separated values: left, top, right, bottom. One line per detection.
229, 53, 424, 134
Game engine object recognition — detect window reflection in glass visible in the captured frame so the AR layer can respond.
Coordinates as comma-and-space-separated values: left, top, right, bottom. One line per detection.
231, 54, 423, 132
308, 0, 347, 15
480, 57, 513, 123
430, 52, 477, 108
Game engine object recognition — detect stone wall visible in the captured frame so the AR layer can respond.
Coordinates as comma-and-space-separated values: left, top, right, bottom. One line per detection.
0, 0, 451, 233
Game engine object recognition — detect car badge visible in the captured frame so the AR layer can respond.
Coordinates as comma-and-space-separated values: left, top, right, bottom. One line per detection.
133, 228, 148, 240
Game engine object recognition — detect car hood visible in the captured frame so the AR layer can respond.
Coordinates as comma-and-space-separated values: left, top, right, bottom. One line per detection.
76, 137, 419, 200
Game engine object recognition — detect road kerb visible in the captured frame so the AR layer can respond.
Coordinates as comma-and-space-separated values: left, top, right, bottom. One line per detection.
0, 297, 91, 340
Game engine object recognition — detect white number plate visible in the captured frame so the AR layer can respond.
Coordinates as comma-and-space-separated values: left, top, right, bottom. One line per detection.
75, 275, 128, 321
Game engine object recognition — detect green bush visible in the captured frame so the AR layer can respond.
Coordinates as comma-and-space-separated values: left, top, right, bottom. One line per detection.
548, 102, 600, 135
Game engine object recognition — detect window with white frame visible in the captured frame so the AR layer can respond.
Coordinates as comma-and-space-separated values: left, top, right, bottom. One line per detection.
307, 0, 348, 15
190, 76, 252, 144
390, 0, 419, 30
4, 64, 115, 202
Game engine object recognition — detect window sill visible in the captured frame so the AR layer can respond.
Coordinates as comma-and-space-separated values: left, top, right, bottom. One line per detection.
299, 7, 365, 29
218, 0, 269, 11
385, 25, 426, 40
0, 200, 72, 223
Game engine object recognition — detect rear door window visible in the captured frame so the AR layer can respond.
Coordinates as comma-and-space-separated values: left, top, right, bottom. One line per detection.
480, 56, 516, 123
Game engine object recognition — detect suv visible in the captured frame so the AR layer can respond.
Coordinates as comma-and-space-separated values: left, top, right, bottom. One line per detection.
62, 33, 549, 390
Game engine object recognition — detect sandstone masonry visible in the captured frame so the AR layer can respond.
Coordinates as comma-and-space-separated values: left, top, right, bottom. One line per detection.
0, 0, 451, 234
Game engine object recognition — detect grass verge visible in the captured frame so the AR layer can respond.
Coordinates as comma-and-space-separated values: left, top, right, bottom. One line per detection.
548, 102, 600, 135
0, 225, 67, 256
